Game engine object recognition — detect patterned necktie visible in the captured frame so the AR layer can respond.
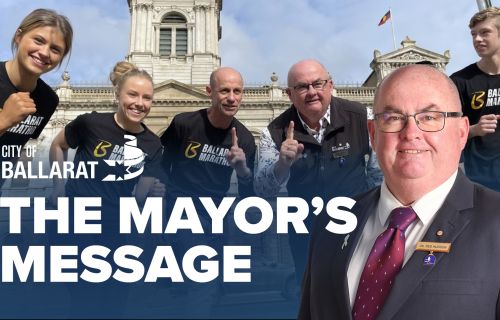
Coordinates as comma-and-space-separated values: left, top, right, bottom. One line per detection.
352, 207, 417, 320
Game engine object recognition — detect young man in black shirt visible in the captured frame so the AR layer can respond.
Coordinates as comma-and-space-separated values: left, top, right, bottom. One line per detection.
451, 7, 500, 191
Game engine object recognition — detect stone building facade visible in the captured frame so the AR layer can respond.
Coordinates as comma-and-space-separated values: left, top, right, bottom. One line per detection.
1, 0, 452, 275
3, 0, 451, 194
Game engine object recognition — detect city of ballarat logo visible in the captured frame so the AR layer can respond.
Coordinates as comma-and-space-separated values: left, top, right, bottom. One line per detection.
102, 135, 146, 181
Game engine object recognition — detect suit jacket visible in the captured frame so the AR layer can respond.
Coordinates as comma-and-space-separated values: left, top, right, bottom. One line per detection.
299, 171, 500, 320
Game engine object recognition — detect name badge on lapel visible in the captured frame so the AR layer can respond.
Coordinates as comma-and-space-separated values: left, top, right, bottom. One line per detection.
416, 241, 451, 267
416, 242, 451, 253
331, 142, 350, 158
332, 143, 350, 166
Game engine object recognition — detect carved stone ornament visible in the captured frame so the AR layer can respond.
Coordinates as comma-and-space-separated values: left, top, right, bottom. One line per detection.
270, 72, 278, 83
399, 51, 424, 60
48, 118, 71, 127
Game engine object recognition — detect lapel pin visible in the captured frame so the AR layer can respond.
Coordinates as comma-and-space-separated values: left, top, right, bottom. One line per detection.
423, 251, 436, 266
342, 234, 350, 250
436, 230, 444, 237
339, 157, 345, 167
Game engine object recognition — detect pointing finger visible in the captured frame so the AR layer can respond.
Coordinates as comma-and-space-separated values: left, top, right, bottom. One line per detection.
231, 127, 238, 147
287, 121, 294, 140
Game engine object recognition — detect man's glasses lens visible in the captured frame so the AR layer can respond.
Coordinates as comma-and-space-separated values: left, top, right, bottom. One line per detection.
293, 80, 329, 94
374, 111, 462, 133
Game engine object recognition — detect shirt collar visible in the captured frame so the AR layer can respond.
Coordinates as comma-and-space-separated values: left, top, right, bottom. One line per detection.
296, 106, 331, 135
377, 170, 458, 227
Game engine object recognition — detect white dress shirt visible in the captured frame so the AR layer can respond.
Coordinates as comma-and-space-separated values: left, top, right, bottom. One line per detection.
347, 170, 458, 307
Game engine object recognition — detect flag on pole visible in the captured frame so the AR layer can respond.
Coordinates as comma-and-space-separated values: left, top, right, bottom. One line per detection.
378, 10, 391, 26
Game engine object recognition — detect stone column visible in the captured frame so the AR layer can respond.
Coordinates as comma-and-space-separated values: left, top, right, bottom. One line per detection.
145, 4, 153, 53
138, 5, 146, 52
171, 27, 177, 56
200, 6, 207, 52
194, 6, 202, 53
206, 6, 214, 53
130, 4, 138, 52
187, 24, 194, 55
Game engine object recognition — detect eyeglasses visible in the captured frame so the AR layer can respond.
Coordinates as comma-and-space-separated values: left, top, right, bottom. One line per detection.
291, 79, 330, 94
373, 111, 463, 133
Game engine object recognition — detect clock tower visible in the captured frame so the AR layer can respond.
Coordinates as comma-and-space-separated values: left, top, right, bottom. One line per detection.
127, 0, 222, 85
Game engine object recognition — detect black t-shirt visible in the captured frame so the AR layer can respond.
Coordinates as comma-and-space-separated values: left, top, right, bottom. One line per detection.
160, 108, 256, 200
451, 63, 500, 190
64, 112, 162, 209
451, 63, 500, 124
0, 61, 59, 188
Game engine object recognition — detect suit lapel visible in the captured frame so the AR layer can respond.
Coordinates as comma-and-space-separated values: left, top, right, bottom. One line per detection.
335, 188, 381, 319
377, 171, 474, 319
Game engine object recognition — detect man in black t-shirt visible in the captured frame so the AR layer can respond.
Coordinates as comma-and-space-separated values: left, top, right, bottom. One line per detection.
451, 7, 500, 191
161, 67, 255, 201
160, 67, 255, 316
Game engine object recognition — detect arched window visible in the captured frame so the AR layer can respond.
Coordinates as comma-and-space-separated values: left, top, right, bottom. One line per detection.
160, 12, 187, 56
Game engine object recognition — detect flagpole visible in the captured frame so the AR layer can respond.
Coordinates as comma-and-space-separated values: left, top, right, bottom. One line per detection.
389, 8, 397, 50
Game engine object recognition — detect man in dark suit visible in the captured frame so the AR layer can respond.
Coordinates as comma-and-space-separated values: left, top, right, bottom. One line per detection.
299, 64, 500, 320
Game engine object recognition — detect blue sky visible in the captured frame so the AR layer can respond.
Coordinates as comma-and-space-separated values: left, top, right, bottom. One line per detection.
0, 0, 486, 86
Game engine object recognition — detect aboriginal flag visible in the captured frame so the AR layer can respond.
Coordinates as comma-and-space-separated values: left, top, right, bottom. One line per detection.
378, 10, 391, 26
